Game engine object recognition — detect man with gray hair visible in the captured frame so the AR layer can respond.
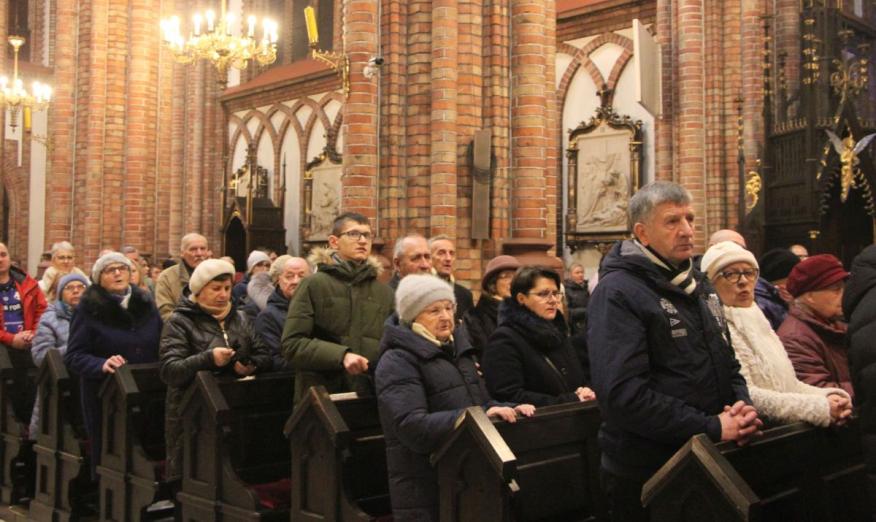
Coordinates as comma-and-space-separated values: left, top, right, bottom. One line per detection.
587, 181, 760, 521
155, 233, 209, 320
429, 235, 474, 323
388, 233, 433, 290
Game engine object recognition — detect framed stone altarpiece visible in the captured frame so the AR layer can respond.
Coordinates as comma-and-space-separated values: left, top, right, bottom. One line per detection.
566, 106, 643, 248
302, 146, 343, 243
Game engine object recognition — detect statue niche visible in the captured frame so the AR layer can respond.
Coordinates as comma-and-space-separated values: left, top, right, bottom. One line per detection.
302, 145, 343, 244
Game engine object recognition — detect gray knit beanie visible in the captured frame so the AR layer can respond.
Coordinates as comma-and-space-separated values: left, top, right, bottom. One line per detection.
395, 274, 456, 325
91, 252, 134, 283
189, 259, 236, 296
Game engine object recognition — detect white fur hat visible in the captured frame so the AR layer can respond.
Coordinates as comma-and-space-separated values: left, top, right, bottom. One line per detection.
395, 274, 456, 325
189, 259, 236, 296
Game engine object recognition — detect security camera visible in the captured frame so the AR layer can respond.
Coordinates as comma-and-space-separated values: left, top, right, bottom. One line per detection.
364, 56, 385, 79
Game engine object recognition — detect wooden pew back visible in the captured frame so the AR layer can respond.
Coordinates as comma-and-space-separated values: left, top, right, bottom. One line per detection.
642, 421, 869, 522
433, 401, 606, 522
284, 386, 390, 521
0, 345, 37, 504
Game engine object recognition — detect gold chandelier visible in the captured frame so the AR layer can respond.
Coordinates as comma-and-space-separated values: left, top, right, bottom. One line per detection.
0, 35, 51, 130
160, 0, 278, 77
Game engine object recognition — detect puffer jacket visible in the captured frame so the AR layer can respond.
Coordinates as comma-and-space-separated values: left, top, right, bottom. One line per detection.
844, 244, 876, 513
282, 248, 394, 402
159, 297, 273, 480
755, 278, 789, 331
588, 239, 751, 479
255, 286, 291, 370
375, 315, 505, 522
778, 305, 853, 398
564, 279, 589, 335
483, 298, 587, 406
462, 294, 500, 357
64, 285, 161, 474
30, 300, 74, 436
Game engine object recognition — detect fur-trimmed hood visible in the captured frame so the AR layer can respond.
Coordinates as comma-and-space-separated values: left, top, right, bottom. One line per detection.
78, 284, 158, 330
307, 247, 384, 284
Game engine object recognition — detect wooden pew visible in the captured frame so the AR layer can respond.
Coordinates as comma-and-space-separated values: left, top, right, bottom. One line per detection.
29, 349, 96, 522
177, 370, 295, 522
0, 345, 37, 505
97, 362, 172, 521
432, 401, 607, 522
642, 421, 869, 521
283, 386, 391, 522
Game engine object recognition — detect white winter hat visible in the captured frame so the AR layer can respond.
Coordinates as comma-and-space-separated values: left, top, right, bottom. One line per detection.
395, 274, 456, 325
189, 259, 236, 296
701, 241, 759, 281
246, 250, 271, 273
91, 252, 133, 283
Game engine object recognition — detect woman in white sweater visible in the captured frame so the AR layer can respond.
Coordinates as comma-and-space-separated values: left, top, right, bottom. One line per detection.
701, 241, 852, 427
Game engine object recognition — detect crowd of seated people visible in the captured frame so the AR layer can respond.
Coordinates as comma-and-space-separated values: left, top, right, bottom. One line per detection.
2, 182, 876, 520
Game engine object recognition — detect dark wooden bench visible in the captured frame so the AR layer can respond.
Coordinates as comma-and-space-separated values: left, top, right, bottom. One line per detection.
433, 401, 607, 522
29, 349, 96, 522
177, 370, 295, 522
642, 420, 869, 521
283, 386, 390, 521
97, 362, 173, 521
0, 345, 37, 505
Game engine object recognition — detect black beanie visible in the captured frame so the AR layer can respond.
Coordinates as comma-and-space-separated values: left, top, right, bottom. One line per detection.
759, 248, 800, 282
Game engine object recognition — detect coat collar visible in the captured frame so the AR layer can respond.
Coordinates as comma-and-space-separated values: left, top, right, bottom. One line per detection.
79, 284, 155, 329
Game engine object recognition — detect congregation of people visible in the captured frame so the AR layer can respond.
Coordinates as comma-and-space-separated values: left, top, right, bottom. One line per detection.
6, 180, 876, 520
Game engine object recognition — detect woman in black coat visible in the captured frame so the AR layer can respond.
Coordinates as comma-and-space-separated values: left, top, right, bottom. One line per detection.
64, 253, 162, 474
482, 266, 595, 407
159, 259, 273, 481
375, 274, 535, 522
463, 255, 520, 356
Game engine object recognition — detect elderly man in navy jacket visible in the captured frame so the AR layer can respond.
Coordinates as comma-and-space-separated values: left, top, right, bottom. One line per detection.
587, 181, 761, 521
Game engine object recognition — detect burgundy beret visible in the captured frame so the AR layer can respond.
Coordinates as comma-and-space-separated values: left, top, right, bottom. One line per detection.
786, 254, 849, 298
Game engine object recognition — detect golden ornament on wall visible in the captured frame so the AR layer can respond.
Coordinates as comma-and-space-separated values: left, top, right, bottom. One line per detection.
745, 169, 762, 213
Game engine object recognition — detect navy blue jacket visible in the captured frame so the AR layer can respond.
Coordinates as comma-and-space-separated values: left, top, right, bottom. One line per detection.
755, 278, 789, 331
231, 273, 251, 306
375, 316, 504, 522
64, 285, 161, 473
483, 298, 587, 406
255, 286, 290, 370
588, 240, 750, 479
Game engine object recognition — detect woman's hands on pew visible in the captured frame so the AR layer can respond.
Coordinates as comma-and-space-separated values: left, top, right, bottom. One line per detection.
514, 404, 536, 417
213, 347, 235, 367
575, 387, 596, 402
719, 400, 763, 446
828, 394, 852, 426
102, 355, 127, 374
486, 406, 519, 423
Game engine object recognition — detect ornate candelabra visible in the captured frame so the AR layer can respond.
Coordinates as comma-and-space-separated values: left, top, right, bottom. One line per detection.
304, 6, 349, 97
0, 36, 51, 130
160, 0, 278, 78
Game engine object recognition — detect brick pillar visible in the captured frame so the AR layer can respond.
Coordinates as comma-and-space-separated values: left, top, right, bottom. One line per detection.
742, 0, 765, 165
429, 0, 457, 236
47, 0, 77, 248
380, 0, 408, 241
675, 0, 707, 248
486, 0, 511, 240
341, 0, 379, 222
543, 0, 558, 246
510, 0, 548, 239
654, 0, 674, 181
403, 0, 431, 232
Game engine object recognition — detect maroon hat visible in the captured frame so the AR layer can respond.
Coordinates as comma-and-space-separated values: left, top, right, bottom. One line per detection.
786, 254, 849, 298
482, 255, 521, 291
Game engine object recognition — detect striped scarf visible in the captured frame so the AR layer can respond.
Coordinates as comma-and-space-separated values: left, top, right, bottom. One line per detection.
633, 240, 697, 295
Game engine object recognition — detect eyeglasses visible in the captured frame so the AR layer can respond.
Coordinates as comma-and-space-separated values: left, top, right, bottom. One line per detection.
102, 264, 130, 275
339, 230, 373, 241
529, 290, 564, 301
719, 268, 759, 284
55, 255, 74, 261
63, 283, 86, 292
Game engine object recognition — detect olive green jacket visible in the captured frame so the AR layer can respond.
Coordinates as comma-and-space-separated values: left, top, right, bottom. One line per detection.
281, 248, 394, 402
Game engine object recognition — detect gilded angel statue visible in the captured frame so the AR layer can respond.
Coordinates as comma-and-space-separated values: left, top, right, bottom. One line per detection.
825, 130, 876, 202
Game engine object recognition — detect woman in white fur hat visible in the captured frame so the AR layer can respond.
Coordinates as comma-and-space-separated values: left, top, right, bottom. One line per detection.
702, 241, 852, 427
375, 274, 535, 522
159, 258, 274, 482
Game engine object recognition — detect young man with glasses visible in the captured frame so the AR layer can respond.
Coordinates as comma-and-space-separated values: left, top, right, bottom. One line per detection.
587, 182, 760, 521
282, 212, 395, 403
